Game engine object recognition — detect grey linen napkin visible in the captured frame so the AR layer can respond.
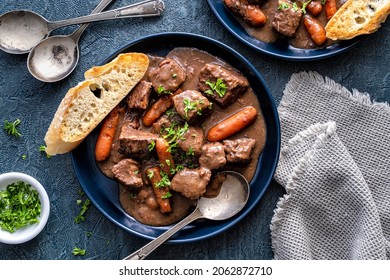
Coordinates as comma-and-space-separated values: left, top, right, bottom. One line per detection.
270, 71, 390, 260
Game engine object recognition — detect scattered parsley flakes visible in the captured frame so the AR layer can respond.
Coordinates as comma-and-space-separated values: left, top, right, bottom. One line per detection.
154, 171, 171, 189
38, 145, 51, 158
72, 247, 86, 256
0, 181, 41, 233
161, 121, 189, 153
161, 191, 172, 199
3, 119, 22, 138
278, 2, 290, 10
301, 0, 312, 14
148, 140, 156, 152
205, 78, 227, 98
157, 85, 172, 95
21, 155, 27, 160
74, 198, 91, 224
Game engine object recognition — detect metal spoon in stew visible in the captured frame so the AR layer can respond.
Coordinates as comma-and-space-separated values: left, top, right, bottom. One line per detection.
0, 0, 165, 54
123, 171, 250, 260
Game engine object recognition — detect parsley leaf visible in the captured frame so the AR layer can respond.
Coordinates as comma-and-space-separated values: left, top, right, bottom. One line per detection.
3, 119, 22, 138
39, 145, 51, 158
278, 2, 290, 10
157, 85, 172, 95
72, 247, 86, 256
74, 198, 91, 224
301, 0, 312, 14
205, 78, 227, 98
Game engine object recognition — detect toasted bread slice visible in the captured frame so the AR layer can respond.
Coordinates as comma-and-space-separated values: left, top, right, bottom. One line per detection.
325, 0, 390, 40
44, 52, 149, 155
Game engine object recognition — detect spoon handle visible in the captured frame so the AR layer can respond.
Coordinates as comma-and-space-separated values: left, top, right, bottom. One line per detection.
70, 0, 114, 42
123, 207, 204, 260
48, 0, 165, 31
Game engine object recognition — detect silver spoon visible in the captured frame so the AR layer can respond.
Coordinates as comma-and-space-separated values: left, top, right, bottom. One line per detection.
27, 0, 114, 83
123, 171, 250, 260
0, 0, 165, 54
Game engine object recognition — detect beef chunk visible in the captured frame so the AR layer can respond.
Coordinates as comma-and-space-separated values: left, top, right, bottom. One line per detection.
127, 80, 152, 110
198, 142, 227, 170
119, 126, 158, 158
112, 159, 143, 188
170, 167, 212, 199
172, 90, 212, 123
198, 63, 249, 107
272, 1, 303, 37
223, 138, 256, 163
123, 110, 141, 130
177, 126, 204, 156
148, 58, 186, 93
152, 114, 173, 134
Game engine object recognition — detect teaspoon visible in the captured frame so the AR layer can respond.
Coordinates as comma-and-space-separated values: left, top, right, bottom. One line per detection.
27, 0, 114, 83
123, 171, 250, 260
0, 0, 165, 54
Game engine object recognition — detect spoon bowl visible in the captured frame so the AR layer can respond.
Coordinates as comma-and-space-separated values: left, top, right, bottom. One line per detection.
0, 10, 49, 54
27, 35, 79, 82
0, 0, 165, 55
124, 171, 250, 260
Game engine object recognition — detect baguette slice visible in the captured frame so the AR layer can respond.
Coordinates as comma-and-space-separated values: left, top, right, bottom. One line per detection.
325, 0, 390, 40
44, 52, 149, 155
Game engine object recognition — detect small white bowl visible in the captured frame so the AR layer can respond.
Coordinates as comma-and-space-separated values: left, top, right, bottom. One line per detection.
0, 172, 50, 244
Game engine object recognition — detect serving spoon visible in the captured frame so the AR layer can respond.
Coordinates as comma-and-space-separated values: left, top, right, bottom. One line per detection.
0, 0, 165, 55
26, 0, 114, 83
123, 171, 250, 260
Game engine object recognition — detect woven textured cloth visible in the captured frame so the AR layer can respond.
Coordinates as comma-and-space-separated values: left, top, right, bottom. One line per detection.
271, 71, 390, 260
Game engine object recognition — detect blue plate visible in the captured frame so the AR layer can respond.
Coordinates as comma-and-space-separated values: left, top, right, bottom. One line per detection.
207, 0, 364, 61
71, 32, 281, 243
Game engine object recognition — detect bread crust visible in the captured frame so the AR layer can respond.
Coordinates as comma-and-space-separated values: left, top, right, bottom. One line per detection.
44, 52, 149, 155
325, 0, 390, 40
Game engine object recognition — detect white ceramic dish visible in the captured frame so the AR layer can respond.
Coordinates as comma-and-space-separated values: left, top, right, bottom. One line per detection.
0, 172, 50, 244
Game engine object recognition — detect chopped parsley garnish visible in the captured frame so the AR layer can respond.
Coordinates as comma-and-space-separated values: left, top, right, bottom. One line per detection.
161, 191, 172, 199
186, 147, 195, 156
3, 119, 22, 138
74, 198, 91, 224
172, 73, 177, 78
278, 2, 290, 10
148, 140, 156, 152
147, 170, 154, 179
301, 0, 312, 13
154, 171, 171, 188
39, 145, 51, 158
21, 155, 27, 160
321, 0, 326, 4
183, 99, 204, 119
157, 85, 172, 95
0, 181, 41, 233
205, 78, 227, 98
161, 121, 189, 153
72, 247, 86, 256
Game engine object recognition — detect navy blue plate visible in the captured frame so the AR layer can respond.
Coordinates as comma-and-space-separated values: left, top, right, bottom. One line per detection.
207, 0, 364, 61
71, 32, 281, 243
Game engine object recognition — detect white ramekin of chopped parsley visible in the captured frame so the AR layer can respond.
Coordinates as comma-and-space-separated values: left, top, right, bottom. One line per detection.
0, 172, 50, 244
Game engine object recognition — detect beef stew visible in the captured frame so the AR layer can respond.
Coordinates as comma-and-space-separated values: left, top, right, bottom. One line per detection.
96, 48, 267, 226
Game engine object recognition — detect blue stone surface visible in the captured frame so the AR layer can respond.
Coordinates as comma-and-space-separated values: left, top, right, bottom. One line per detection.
0, 0, 389, 260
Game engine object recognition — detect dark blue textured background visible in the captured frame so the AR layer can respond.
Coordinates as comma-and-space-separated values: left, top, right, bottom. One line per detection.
0, 0, 389, 260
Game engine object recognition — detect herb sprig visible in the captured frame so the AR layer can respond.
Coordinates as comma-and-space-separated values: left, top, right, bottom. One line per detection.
72, 247, 86, 256
205, 78, 227, 98
3, 119, 22, 138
